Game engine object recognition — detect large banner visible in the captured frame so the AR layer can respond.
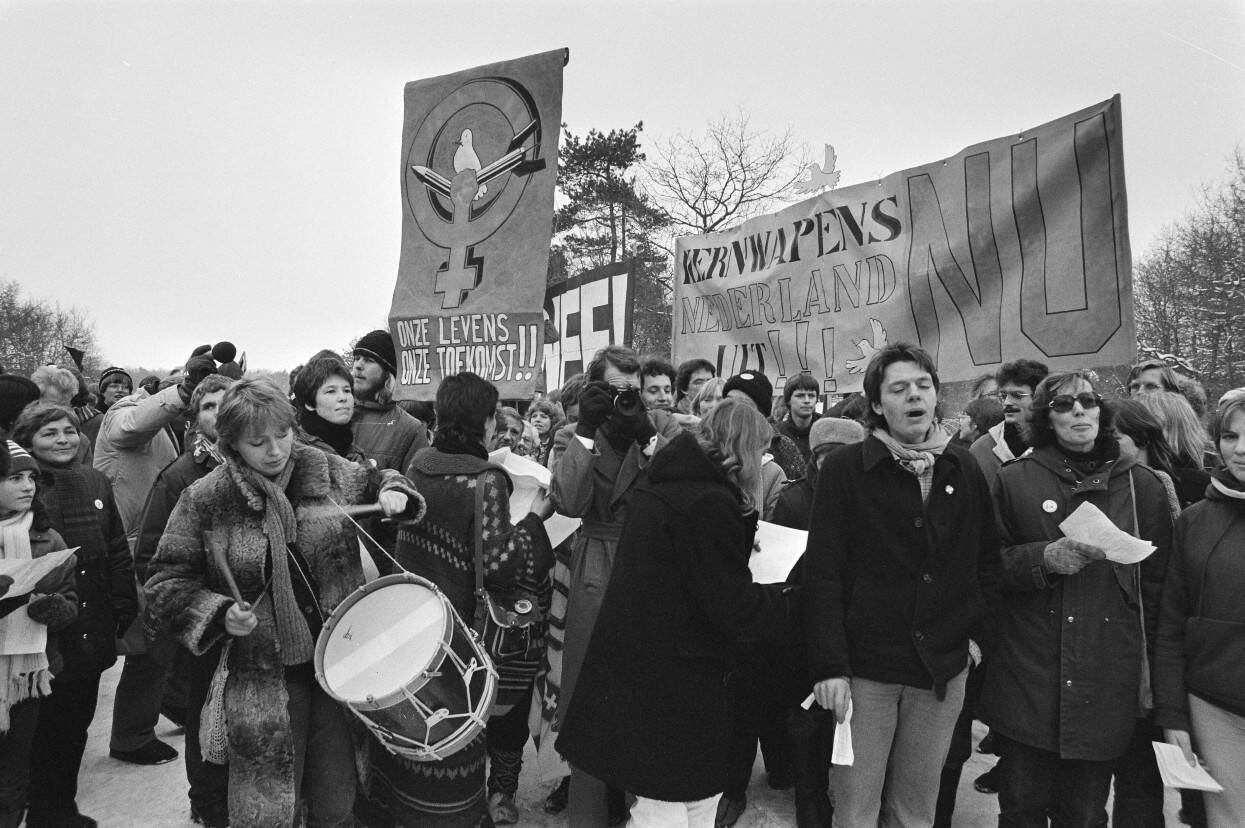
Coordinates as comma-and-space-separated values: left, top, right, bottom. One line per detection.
542, 262, 634, 390
389, 49, 567, 400
673, 96, 1135, 394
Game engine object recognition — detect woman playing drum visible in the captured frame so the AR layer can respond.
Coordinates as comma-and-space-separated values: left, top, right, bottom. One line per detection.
366, 371, 554, 828
145, 378, 424, 827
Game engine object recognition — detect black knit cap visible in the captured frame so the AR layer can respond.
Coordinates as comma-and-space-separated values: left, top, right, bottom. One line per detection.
0, 373, 41, 431
99, 366, 133, 389
353, 329, 397, 376
723, 371, 774, 418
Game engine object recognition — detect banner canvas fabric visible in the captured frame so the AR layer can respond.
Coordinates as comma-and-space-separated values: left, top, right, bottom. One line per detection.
390, 48, 566, 400
672, 96, 1135, 396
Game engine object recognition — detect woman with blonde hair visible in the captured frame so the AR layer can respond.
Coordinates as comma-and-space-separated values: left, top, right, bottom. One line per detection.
29, 367, 77, 409
557, 398, 793, 826
689, 376, 727, 418
1139, 391, 1212, 506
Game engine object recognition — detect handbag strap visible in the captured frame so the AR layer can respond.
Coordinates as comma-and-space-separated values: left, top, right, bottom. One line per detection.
473, 472, 487, 601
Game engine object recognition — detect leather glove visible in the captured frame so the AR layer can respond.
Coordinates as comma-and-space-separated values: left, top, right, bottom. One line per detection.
1043, 537, 1105, 575
618, 408, 656, 446
0, 574, 11, 598
180, 350, 219, 402
575, 382, 615, 438
27, 593, 77, 630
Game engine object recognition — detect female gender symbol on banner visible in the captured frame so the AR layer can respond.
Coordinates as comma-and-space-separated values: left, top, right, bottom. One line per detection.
405, 77, 546, 309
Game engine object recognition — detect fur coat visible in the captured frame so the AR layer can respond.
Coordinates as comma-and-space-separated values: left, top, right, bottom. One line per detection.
145, 442, 425, 827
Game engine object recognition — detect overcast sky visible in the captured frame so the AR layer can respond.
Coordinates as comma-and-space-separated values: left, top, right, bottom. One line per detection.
1, 0, 1242, 371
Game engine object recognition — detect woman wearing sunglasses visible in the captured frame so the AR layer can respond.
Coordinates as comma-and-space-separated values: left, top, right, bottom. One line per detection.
979, 371, 1173, 827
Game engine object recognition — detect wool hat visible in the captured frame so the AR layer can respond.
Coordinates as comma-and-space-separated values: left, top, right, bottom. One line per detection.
5, 440, 37, 474
809, 417, 866, 452
99, 366, 133, 390
723, 371, 774, 418
353, 330, 397, 376
0, 373, 42, 431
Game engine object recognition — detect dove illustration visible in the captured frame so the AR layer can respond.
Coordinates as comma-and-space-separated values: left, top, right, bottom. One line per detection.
793, 144, 842, 194
845, 318, 888, 374
453, 129, 488, 200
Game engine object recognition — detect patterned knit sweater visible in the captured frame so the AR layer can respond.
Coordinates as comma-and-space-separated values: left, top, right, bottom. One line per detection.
397, 448, 553, 704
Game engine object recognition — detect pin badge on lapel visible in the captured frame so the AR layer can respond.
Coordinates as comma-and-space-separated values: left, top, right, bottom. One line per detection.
1042, 499, 1057, 513
945, 485, 954, 495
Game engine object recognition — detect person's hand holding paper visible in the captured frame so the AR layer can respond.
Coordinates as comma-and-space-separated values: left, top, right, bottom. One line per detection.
1057, 502, 1155, 565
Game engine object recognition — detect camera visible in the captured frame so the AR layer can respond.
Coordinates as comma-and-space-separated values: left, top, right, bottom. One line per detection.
610, 385, 645, 418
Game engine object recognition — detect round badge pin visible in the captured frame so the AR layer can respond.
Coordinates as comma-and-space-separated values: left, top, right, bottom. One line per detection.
945, 485, 955, 495
94, 499, 104, 510
1042, 499, 1057, 513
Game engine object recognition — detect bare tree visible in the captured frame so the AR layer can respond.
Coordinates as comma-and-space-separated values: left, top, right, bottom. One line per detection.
1134, 149, 1245, 399
644, 109, 807, 236
0, 280, 103, 376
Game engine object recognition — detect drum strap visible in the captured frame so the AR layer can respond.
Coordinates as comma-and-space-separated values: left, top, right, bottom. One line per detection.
326, 498, 408, 575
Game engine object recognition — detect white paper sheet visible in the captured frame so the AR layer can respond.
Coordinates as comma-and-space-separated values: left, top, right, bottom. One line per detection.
0, 548, 77, 596
831, 698, 854, 766
748, 521, 807, 584
1058, 502, 1155, 564
488, 448, 582, 546
1151, 742, 1224, 792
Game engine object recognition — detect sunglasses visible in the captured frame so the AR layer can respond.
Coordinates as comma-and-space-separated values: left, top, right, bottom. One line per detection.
1048, 392, 1102, 414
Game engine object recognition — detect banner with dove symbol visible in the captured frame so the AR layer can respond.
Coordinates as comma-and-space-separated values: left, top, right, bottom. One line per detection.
390, 48, 566, 400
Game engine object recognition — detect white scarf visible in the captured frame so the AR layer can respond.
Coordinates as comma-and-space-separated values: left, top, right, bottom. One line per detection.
872, 427, 950, 476
0, 511, 52, 732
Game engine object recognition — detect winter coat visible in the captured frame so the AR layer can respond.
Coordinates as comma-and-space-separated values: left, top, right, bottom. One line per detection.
801, 434, 1001, 696
968, 420, 1029, 491
144, 442, 425, 827
547, 411, 682, 719
294, 427, 366, 464
760, 457, 787, 521
349, 401, 428, 472
93, 385, 187, 550
36, 462, 136, 678
556, 431, 793, 801
776, 414, 820, 461
1154, 484, 1245, 730
979, 445, 1172, 761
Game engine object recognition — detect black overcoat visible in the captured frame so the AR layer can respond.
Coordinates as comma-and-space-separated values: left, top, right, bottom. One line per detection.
555, 431, 792, 802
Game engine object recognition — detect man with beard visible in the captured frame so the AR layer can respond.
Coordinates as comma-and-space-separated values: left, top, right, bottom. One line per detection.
348, 329, 429, 472
969, 359, 1049, 490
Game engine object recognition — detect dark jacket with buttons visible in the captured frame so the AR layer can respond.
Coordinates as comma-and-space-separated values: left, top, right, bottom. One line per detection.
36, 462, 137, 679
979, 445, 1172, 760
801, 433, 1001, 697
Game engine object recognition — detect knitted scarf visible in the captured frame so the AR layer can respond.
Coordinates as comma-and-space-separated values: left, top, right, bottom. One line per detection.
0, 511, 52, 733
37, 460, 106, 556
224, 458, 314, 667
872, 427, 950, 503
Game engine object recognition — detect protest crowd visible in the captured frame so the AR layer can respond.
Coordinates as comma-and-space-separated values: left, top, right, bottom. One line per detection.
1, 329, 1243, 828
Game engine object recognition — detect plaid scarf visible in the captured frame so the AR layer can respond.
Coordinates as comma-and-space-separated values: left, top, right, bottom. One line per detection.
0, 511, 52, 732
224, 458, 314, 667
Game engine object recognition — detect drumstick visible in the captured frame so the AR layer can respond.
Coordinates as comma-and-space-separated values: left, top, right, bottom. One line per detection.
299, 503, 386, 521
209, 538, 249, 610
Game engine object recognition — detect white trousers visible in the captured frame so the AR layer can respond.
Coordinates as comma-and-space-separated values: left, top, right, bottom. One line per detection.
627, 793, 722, 828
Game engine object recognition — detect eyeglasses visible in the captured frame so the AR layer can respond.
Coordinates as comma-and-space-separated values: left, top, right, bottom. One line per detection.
993, 390, 1032, 402
1047, 392, 1102, 414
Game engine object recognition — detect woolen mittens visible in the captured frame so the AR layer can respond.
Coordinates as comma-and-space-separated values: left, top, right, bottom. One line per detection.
27, 593, 77, 629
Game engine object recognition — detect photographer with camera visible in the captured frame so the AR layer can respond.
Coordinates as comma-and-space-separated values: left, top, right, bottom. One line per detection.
548, 345, 681, 827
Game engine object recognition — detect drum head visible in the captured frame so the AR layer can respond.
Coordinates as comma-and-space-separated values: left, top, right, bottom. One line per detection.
320, 580, 449, 703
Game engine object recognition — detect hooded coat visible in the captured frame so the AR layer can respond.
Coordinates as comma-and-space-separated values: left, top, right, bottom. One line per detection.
144, 442, 424, 827
555, 431, 793, 802
980, 445, 1172, 761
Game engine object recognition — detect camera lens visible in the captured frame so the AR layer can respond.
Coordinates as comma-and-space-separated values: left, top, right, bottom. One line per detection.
613, 387, 644, 418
